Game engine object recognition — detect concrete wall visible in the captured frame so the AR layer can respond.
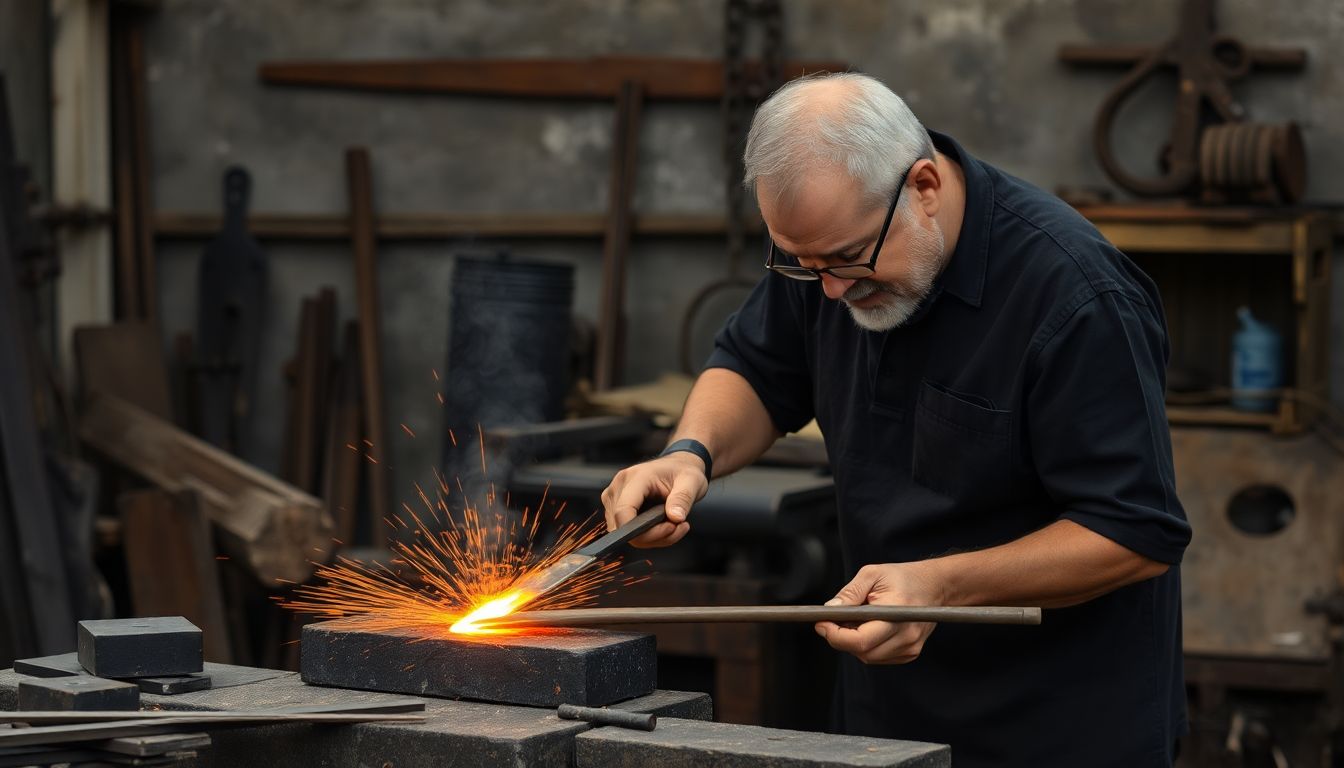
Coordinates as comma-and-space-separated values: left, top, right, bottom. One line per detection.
131, 0, 1344, 484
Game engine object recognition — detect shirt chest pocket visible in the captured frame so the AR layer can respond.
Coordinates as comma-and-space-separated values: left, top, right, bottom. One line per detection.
911, 379, 1013, 505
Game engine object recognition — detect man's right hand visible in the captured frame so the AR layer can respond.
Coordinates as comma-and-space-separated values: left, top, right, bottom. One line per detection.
601, 452, 709, 547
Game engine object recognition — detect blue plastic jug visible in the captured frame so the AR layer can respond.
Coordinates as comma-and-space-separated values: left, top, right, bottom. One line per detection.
1230, 306, 1282, 412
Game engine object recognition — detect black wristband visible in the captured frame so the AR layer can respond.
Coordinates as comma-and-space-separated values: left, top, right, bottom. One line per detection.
659, 438, 713, 481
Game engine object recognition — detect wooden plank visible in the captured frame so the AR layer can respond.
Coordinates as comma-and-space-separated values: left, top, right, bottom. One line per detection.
126, 13, 156, 324
52, 0, 115, 380
79, 390, 333, 585
324, 320, 363, 547
281, 297, 318, 489
110, 13, 140, 321
153, 210, 763, 240
1165, 405, 1278, 428
345, 148, 390, 547
118, 488, 232, 663
73, 322, 172, 420
258, 56, 846, 101
310, 289, 337, 484
594, 81, 643, 391
1093, 220, 1294, 253
110, 9, 156, 325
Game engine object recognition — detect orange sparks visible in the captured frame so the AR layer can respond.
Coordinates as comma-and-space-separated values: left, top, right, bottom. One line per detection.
283, 480, 625, 638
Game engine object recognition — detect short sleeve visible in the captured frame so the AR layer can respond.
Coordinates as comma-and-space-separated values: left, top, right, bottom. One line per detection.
703, 276, 816, 435
1027, 288, 1191, 564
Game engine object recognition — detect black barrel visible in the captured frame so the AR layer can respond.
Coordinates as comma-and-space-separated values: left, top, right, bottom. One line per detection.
441, 253, 574, 475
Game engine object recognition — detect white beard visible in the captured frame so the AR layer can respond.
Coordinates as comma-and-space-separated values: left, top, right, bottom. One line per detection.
842, 219, 946, 332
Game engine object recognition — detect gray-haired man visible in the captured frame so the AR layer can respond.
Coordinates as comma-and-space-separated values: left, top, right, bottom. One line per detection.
602, 72, 1190, 767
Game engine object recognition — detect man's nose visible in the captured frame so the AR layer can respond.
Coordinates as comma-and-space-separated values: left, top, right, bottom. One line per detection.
820, 274, 854, 300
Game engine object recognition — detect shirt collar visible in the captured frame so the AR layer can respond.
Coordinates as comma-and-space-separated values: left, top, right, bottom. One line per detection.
927, 130, 991, 309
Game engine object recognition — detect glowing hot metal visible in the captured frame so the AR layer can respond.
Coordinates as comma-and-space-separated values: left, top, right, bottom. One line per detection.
450, 591, 531, 634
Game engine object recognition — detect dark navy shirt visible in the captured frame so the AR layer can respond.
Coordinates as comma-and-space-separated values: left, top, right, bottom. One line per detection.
706, 132, 1191, 767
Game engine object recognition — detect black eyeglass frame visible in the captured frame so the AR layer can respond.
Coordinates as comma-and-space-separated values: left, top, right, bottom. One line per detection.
763, 163, 915, 282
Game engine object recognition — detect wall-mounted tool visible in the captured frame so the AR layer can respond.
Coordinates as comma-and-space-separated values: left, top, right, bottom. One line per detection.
195, 167, 267, 452
1059, 0, 1308, 203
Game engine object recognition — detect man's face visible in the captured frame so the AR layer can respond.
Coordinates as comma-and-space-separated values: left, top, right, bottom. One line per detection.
759, 168, 946, 332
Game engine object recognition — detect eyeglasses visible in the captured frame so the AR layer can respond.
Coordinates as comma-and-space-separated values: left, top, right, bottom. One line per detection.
764, 164, 913, 282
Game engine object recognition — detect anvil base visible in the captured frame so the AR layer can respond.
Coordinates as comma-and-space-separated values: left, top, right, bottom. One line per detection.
300, 621, 656, 707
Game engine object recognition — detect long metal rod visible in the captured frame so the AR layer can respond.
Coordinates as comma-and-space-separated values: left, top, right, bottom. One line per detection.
0, 703, 426, 725
489, 605, 1042, 628
0, 713, 425, 749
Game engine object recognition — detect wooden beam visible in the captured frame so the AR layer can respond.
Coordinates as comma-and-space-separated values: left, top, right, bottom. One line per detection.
52, 0, 114, 381
259, 57, 847, 101
79, 391, 334, 586
594, 81, 642, 391
153, 210, 762, 240
345, 148, 390, 547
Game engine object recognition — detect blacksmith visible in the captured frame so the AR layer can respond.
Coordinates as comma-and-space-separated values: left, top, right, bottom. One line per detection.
601, 72, 1190, 767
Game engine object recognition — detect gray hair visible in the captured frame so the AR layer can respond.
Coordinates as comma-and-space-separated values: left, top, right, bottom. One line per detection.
743, 72, 935, 211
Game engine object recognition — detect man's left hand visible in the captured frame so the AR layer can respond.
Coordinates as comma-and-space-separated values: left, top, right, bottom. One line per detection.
815, 562, 946, 665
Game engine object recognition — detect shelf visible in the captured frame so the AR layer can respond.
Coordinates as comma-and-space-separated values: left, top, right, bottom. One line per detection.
1166, 404, 1280, 430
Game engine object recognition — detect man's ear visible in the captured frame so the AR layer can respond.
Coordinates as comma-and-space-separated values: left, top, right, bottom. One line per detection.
911, 158, 941, 218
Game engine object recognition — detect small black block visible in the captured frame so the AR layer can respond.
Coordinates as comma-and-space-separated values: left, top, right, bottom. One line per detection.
12, 653, 84, 678
301, 621, 656, 707
77, 616, 203, 678
126, 673, 213, 695
18, 676, 141, 711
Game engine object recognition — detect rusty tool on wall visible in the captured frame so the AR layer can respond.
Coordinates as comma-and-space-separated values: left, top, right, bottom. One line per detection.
1059, 0, 1307, 203
195, 167, 267, 452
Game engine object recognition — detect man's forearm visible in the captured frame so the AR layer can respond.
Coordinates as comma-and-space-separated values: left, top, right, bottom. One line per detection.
671, 368, 782, 478
925, 519, 1171, 609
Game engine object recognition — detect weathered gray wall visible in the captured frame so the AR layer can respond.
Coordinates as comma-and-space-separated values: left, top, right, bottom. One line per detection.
135, 0, 1344, 482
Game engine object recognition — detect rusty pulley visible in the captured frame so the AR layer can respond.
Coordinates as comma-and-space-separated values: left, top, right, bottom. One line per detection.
1198, 121, 1305, 203
1059, 0, 1308, 203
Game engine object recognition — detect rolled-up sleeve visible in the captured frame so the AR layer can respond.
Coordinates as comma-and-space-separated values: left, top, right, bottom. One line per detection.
1027, 287, 1192, 564
703, 276, 816, 435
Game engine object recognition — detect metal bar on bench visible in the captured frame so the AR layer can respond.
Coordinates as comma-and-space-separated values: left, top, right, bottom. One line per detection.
490, 604, 1043, 628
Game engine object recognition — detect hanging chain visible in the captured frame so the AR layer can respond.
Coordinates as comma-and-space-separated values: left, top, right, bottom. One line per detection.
722, 0, 783, 279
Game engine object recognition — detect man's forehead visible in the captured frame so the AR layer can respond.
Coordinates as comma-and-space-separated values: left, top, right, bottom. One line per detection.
757, 170, 876, 246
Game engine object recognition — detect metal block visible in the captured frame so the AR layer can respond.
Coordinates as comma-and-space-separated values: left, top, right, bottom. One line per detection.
576, 718, 950, 768
300, 621, 656, 707
77, 617, 203, 678
12, 653, 85, 678
18, 676, 141, 711
130, 673, 213, 695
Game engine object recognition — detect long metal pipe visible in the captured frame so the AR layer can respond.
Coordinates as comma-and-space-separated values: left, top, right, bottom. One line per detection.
488, 605, 1042, 628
